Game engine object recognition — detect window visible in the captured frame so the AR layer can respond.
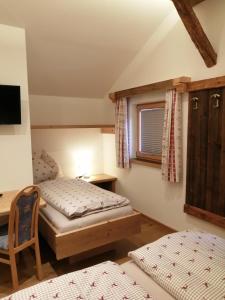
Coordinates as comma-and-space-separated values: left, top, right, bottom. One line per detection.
136, 101, 165, 164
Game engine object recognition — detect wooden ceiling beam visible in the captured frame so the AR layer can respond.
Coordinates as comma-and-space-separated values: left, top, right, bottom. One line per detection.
171, 0, 217, 68
190, 0, 206, 6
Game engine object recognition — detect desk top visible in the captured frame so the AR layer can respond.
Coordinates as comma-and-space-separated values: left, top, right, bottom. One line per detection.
82, 174, 117, 184
0, 190, 46, 217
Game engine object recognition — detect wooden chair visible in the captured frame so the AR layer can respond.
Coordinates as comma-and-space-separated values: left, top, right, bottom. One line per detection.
0, 185, 43, 290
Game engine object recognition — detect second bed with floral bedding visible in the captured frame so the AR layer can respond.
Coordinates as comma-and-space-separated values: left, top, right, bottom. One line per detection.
129, 231, 225, 300
4, 231, 225, 300
2, 261, 152, 300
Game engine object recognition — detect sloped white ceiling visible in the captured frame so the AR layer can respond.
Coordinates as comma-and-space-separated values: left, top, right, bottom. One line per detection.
0, 0, 173, 98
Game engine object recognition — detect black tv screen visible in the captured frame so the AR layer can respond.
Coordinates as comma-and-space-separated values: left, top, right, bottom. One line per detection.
0, 85, 21, 124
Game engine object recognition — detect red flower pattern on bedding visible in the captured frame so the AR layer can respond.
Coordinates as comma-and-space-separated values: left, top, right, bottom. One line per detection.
129, 231, 225, 300
2, 261, 152, 300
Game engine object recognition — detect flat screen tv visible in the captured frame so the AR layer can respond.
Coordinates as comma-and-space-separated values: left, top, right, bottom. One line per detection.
0, 85, 21, 124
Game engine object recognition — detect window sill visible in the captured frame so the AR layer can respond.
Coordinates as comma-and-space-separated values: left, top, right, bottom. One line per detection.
131, 158, 161, 169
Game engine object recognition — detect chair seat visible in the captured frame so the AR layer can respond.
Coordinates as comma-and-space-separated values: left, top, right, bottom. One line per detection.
0, 224, 8, 250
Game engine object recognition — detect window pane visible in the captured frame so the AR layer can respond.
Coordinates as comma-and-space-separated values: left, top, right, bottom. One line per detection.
140, 108, 164, 155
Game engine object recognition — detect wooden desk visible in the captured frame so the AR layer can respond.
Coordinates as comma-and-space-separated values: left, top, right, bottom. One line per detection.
0, 190, 46, 217
82, 174, 117, 192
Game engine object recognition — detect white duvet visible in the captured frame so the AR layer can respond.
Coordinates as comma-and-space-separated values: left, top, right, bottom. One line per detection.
129, 231, 225, 300
2, 261, 153, 300
39, 178, 130, 219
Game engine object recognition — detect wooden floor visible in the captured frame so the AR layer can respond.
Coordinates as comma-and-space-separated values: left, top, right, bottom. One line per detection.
0, 215, 174, 298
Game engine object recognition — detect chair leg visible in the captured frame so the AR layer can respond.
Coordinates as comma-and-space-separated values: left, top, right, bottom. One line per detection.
9, 252, 19, 290
34, 239, 43, 280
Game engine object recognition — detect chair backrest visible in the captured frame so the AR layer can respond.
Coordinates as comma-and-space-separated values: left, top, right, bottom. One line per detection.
8, 186, 40, 249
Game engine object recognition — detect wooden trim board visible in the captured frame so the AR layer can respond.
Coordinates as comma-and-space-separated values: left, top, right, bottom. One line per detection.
109, 75, 225, 100
109, 77, 191, 102
39, 210, 142, 260
187, 75, 225, 91
130, 158, 161, 169
141, 213, 176, 233
184, 204, 225, 228
31, 125, 114, 130
101, 127, 115, 134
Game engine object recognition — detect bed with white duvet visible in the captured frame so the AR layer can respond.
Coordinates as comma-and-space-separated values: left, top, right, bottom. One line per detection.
4, 231, 225, 300
39, 177, 133, 233
39, 177, 130, 219
1, 261, 152, 300
38, 177, 141, 260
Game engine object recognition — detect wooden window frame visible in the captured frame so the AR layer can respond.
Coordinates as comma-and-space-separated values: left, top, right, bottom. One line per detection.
136, 101, 165, 165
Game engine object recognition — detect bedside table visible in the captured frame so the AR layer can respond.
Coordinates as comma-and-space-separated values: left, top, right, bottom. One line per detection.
82, 174, 117, 192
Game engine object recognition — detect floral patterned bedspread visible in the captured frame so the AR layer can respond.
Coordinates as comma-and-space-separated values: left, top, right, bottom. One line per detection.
39, 178, 130, 218
129, 231, 225, 300
2, 261, 152, 300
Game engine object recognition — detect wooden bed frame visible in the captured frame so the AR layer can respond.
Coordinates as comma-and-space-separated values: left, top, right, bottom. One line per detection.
39, 210, 141, 260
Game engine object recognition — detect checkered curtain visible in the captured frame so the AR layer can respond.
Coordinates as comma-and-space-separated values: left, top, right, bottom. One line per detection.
115, 97, 130, 169
162, 89, 182, 182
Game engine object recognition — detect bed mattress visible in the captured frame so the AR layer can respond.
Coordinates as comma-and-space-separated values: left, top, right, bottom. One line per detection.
122, 260, 175, 299
41, 203, 133, 233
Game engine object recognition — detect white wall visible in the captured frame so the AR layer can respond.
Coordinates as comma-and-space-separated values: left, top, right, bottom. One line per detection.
30, 94, 114, 178
32, 128, 104, 178
103, 0, 225, 238
30, 95, 114, 125
0, 24, 33, 191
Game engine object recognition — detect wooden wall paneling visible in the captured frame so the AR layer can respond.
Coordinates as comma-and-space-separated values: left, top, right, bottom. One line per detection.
186, 90, 209, 209
186, 87, 225, 227
220, 89, 225, 217
207, 89, 225, 216
206, 88, 225, 215
218, 88, 225, 216
186, 93, 195, 207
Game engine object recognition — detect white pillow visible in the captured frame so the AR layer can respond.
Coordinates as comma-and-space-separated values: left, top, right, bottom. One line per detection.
41, 150, 59, 177
32, 150, 42, 159
33, 158, 54, 184
32, 150, 59, 184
